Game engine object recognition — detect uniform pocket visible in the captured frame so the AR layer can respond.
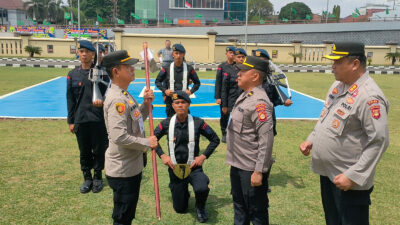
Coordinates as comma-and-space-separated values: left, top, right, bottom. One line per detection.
328, 109, 349, 136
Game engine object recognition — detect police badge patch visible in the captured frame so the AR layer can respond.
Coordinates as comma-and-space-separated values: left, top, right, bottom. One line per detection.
115, 103, 126, 115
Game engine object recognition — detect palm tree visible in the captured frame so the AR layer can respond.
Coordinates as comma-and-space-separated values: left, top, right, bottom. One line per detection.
24, 45, 42, 58
289, 52, 303, 64
385, 52, 400, 66
24, 0, 45, 23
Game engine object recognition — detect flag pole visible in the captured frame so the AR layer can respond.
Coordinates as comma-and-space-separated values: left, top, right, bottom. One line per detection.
142, 42, 161, 220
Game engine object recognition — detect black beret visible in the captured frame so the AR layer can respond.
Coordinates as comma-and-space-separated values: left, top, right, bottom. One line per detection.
172, 44, 186, 53
235, 48, 247, 56
172, 90, 191, 104
77, 40, 95, 52
226, 46, 236, 52
253, 49, 271, 60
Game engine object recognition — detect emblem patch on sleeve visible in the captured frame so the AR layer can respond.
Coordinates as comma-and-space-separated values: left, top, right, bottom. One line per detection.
370, 105, 381, 119
332, 119, 340, 128
332, 88, 338, 94
115, 103, 126, 115
367, 99, 379, 106
133, 110, 141, 118
256, 104, 266, 112
258, 111, 267, 122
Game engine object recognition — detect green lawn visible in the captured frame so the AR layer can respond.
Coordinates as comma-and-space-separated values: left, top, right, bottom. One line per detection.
0, 67, 399, 224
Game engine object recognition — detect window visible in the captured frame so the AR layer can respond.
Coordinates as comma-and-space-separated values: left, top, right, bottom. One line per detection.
170, 0, 224, 9
47, 45, 53, 53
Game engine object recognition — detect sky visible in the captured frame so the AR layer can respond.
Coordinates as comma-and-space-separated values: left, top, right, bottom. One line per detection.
269, 0, 396, 17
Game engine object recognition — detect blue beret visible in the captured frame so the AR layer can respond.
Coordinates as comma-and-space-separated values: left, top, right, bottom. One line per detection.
235, 48, 247, 56
226, 46, 236, 52
77, 40, 95, 52
172, 90, 191, 104
253, 49, 270, 60
98, 43, 105, 52
172, 44, 186, 53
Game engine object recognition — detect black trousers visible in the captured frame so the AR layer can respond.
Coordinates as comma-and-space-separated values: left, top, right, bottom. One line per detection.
107, 173, 142, 225
230, 166, 269, 225
165, 97, 175, 117
74, 122, 108, 172
168, 167, 210, 213
219, 104, 229, 135
320, 176, 372, 225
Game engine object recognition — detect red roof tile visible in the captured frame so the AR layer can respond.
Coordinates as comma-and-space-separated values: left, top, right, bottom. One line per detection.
0, 0, 25, 10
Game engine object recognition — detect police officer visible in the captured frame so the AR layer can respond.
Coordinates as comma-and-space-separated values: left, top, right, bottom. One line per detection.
226, 56, 274, 225
155, 44, 201, 117
66, 40, 109, 194
215, 46, 236, 143
154, 91, 220, 223
220, 48, 246, 138
299, 42, 389, 225
102, 50, 158, 225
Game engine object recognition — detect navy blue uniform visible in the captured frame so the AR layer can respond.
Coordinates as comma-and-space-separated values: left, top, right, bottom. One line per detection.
221, 65, 242, 111
155, 64, 201, 117
154, 116, 219, 213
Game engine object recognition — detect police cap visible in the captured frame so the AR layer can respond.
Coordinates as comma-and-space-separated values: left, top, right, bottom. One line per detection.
324, 42, 365, 60
102, 50, 139, 69
226, 46, 236, 52
172, 44, 186, 53
77, 40, 96, 52
172, 90, 191, 104
236, 56, 269, 73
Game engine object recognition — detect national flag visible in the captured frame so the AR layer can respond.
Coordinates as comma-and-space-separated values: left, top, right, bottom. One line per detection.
185, 1, 191, 8
306, 14, 311, 20
291, 7, 297, 15
117, 18, 125, 25
97, 15, 104, 22
64, 12, 71, 20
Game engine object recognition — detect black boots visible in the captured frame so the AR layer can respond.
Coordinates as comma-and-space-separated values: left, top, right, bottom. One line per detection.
196, 207, 208, 223
80, 170, 93, 194
195, 191, 209, 223
92, 170, 103, 193
222, 131, 227, 143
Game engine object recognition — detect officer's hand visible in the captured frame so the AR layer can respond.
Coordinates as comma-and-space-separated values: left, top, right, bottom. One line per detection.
189, 79, 193, 85
299, 141, 313, 156
143, 88, 155, 104
165, 89, 173, 97
161, 154, 175, 169
334, 174, 355, 191
185, 90, 191, 96
222, 107, 228, 114
147, 136, 158, 149
284, 99, 293, 106
68, 124, 75, 134
93, 99, 103, 107
190, 154, 206, 169
216, 99, 221, 105
251, 171, 263, 187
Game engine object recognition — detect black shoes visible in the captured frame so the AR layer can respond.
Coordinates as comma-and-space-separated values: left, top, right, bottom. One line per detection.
196, 207, 208, 223
221, 134, 226, 143
92, 179, 103, 193
80, 179, 93, 194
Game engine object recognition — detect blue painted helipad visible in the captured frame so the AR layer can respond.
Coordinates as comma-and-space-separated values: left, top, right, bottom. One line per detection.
0, 77, 324, 119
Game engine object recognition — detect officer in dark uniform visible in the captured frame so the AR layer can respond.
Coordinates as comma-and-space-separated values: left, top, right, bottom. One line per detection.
155, 44, 201, 117
220, 48, 246, 132
215, 46, 236, 143
154, 91, 220, 223
66, 40, 109, 194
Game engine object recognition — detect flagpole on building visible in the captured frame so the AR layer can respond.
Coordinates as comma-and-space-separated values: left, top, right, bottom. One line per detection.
244, 0, 249, 51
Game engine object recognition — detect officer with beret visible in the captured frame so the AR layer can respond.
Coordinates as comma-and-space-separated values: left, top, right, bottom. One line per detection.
102, 50, 158, 225
215, 46, 236, 143
155, 44, 201, 117
220, 48, 246, 135
226, 56, 274, 225
300, 42, 389, 225
154, 91, 220, 223
66, 40, 109, 194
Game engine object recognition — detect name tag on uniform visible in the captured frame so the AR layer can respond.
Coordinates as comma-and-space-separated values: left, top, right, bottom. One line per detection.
139, 117, 145, 135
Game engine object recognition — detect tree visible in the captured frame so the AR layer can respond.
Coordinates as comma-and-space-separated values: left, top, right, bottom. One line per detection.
24, 0, 45, 23
332, 5, 340, 22
385, 52, 400, 65
289, 52, 302, 64
279, 2, 312, 21
249, 0, 273, 21
24, 45, 42, 58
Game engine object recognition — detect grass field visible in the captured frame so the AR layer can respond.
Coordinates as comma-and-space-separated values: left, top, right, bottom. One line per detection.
0, 67, 399, 225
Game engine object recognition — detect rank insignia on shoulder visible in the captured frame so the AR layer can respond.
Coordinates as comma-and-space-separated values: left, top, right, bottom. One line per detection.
348, 84, 358, 93
367, 99, 379, 106
115, 103, 126, 115
332, 88, 338, 94
133, 110, 141, 118
370, 105, 381, 119
347, 97, 355, 104
129, 100, 133, 104
256, 104, 266, 112
352, 89, 359, 98
258, 111, 267, 122
123, 91, 127, 95
248, 91, 253, 96
332, 119, 340, 128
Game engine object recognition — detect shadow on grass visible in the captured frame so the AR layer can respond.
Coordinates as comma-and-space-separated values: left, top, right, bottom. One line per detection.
269, 166, 306, 189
